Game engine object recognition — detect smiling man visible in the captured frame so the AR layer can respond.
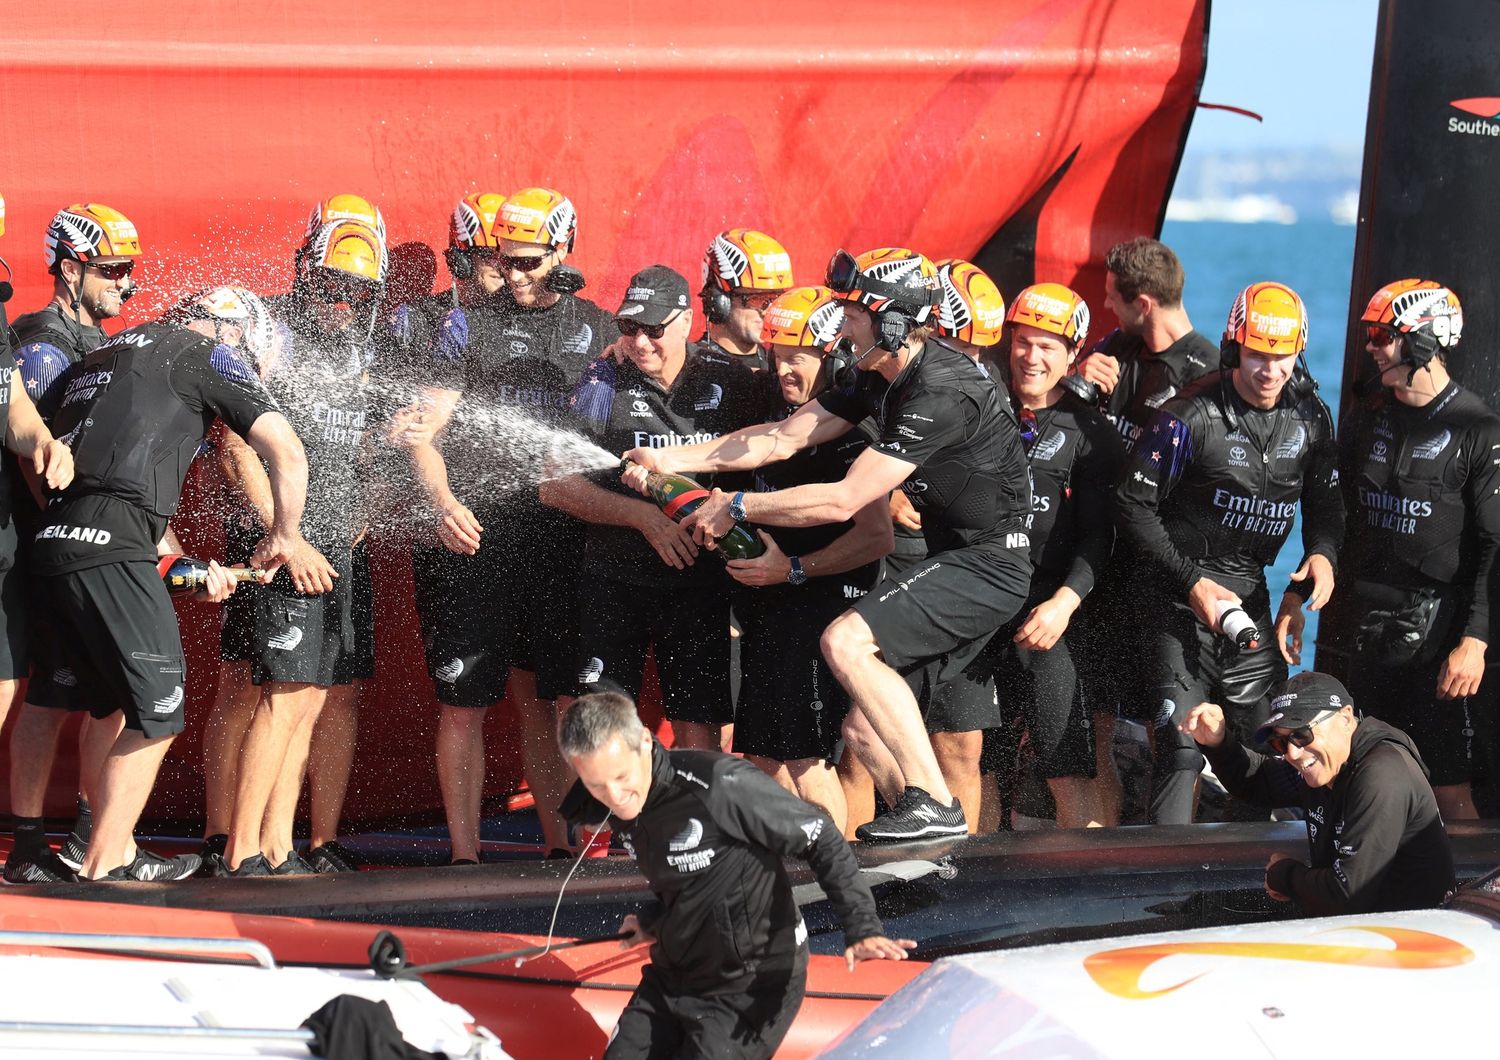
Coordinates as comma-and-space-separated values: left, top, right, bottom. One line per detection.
558, 691, 912, 1060
1180, 672, 1455, 915
1114, 282, 1344, 824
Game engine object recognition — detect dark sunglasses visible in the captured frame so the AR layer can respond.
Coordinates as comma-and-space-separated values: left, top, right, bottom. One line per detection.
1264, 710, 1336, 757
86, 260, 135, 281
309, 272, 377, 305
617, 314, 678, 340
500, 252, 551, 274
1018, 407, 1039, 446
732, 290, 779, 312
1364, 324, 1397, 345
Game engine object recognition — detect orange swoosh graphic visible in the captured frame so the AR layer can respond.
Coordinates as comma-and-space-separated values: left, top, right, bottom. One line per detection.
1084, 927, 1474, 1000
1450, 97, 1500, 118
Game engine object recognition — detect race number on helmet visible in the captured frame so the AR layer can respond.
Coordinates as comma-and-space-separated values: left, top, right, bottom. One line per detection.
702, 229, 794, 292
450, 192, 507, 249
1361, 278, 1463, 350
760, 286, 845, 351
825, 247, 940, 323
498, 187, 577, 249
44, 203, 142, 269
1225, 281, 1308, 357
1006, 282, 1090, 349
937, 259, 1006, 347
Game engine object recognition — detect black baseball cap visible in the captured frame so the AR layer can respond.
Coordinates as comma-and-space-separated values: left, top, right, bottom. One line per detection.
616, 265, 691, 326
1254, 672, 1355, 743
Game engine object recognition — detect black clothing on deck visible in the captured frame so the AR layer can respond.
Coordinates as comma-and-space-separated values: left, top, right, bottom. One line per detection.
561, 741, 883, 998
1204, 718, 1455, 915
34, 321, 276, 574
605, 960, 805, 1060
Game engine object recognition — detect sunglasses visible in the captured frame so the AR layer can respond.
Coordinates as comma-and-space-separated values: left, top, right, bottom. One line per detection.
499, 252, 551, 274
1018, 407, 1039, 446
1364, 324, 1397, 345
308, 273, 377, 306
732, 291, 779, 312
86, 260, 135, 281
616, 313, 679, 340
1264, 709, 1337, 757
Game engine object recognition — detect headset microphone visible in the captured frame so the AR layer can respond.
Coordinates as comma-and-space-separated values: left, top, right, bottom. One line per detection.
0, 254, 13, 303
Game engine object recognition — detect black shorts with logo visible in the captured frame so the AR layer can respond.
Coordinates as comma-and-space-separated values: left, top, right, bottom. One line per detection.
574, 575, 734, 726
44, 560, 188, 739
863, 539, 1032, 734
735, 571, 874, 762
249, 547, 356, 689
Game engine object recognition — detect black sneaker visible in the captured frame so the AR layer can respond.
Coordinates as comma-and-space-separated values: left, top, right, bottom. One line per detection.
213, 853, 273, 878
195, 835, 228, 878
58, 832, 89, 872
104, 848, 202, 882
855, 787, 968, 843
305, 841, 361, 873
271, 852, 315, 876
2, 847, 80, 885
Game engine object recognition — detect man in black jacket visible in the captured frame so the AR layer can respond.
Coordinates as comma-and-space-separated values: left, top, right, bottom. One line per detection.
559, 691, 912, 1060
1179, 672, 1455, 914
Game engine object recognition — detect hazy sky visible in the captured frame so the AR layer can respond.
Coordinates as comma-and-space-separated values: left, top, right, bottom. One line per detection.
1186, 0, 1379, 153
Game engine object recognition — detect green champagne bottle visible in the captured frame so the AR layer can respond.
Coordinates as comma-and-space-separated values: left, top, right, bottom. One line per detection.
623, 461, 766, 560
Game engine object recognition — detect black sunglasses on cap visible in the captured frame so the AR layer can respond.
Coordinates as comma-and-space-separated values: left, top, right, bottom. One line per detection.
1264, 709, 1338, 757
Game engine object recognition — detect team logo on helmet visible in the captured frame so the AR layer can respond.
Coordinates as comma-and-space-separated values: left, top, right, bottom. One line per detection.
703, 229, 794, 292
450, 192, 506, 249
307, 220, 387, 285
1363, 278, 1463, 350
499, 188, 577, 249
1226, 282, 1307, 356
1006, 283, 1090, 349
761, 286, 845, 350
44, 203, 142, 268
936, 259, 1006, 347
303, 194, 386, 245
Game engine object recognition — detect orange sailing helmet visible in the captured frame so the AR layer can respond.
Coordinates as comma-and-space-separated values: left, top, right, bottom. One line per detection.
498, 187, 577, 250
937, 259, 1006, 347
175, 285, 277, 365
760, 286, 846, 352
703, 229, 794, 293
825, 247, 940, 324
1361, 278, 1463, 352
44, 203, 142, 271
305, 220, 387, 286
302, 194, 386, 247
449, 192, 507, 250
1224, 282, 1308, 357
1006, 282, 1090, 350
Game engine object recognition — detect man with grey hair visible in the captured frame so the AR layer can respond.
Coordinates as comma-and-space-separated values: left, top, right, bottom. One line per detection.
559, 691, 912, 1060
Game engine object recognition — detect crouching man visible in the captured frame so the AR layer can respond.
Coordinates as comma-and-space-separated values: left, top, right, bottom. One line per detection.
1180, 671, 1455, 914
559, 691, 913, 1060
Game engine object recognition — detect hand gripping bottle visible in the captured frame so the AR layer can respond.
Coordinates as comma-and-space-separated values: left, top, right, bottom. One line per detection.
623, 461, 766, 560
157, 554, 264, 595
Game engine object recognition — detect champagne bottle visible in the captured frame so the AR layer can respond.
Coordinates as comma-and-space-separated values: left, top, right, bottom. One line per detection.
156, 554, 264, 595
623, 461, 766, 560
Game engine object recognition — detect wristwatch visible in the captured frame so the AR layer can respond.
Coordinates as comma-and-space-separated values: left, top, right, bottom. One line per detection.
787, 556, 808, 586
729, 491, 748, 523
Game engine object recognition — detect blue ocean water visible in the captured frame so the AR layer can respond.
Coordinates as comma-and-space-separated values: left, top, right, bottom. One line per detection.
1158, 219, 1359, 670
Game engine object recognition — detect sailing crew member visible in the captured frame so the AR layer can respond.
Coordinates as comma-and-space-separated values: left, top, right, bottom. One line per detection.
559, 690, 913, 1060
541, 264, 765, 754
405, 187, 612, 861
697, 229, 794, 373
1329, 279, 1500, 821
1180, 672, 1455, 914
1114, 282, 1343, 825
622, 247, 1033, 843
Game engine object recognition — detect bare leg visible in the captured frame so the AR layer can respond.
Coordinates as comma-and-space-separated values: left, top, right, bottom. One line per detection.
79, 713, 128, 856
822, 612, 952, 804
931, 730, 982, 832
840, 707, 903, 808
307, 680, 361, 849
201, 661, 259, 838
836, 745, 874, 840
436, 704, 488, 863
509, 670, 572, 852
1435, 783, 1478, 821
977, 771, 1004, 833
260, 689, 328, 864
224, 682, 324, 870
78, 730, 175, 878
1089, 712, 1123, 827
7, 703, 70, 818
1049, 775, 1106, 829
747, 755, 799, 795
787, 757, 847, 835
0, 678, 19, 735
671, 721, 722, 751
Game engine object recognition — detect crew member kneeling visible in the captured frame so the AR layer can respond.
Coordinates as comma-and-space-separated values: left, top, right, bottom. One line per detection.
559, 692, 912, 1060
1180, 672, 1455, 915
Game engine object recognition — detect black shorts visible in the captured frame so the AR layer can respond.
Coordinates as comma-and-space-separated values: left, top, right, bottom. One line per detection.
413, 512, 583, 706
735, 573, 873, 762
0, 520, 26, 682
575, 575, 734, 725
1347, 650, 1493, 788
606, 959, 806, 1060
864, 540, 1032, 733
344, 538, 376, 682
219, 514, 260, 664
249, 550, 357, 688
44, 561, 188, 739
989, 588, 1097, 779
